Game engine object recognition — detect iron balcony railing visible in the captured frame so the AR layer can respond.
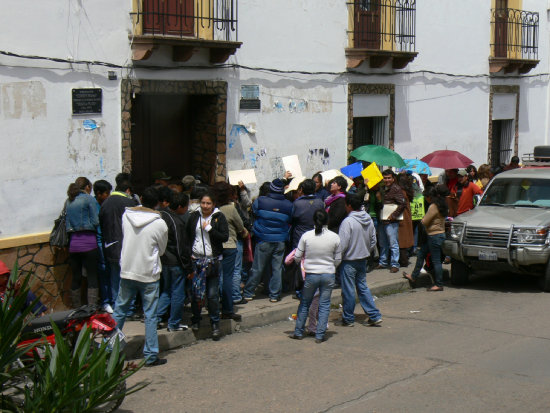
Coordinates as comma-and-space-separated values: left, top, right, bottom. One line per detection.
132, 0, 238, 42
347, 0, 416, 52
490, 8, 538, 60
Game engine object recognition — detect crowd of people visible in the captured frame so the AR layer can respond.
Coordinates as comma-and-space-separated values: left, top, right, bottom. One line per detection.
59, 156, 514, 365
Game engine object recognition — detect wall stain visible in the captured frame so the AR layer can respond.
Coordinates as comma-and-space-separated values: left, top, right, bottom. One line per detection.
1, 81, 47, 119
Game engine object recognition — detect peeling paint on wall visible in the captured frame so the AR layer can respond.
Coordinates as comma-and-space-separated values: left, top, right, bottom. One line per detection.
1, 81, 46, 119
66, 119, 107, 171
263, 87, 333, 114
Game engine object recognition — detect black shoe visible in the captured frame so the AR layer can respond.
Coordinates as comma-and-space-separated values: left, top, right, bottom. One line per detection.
191, 323, 200, 331
212, 323, 221, 341
233, 298, 248, 305
315, 337, 326, 344
156, 322, 167, 330
167, 324, 188, 332
306, 331, 316, 337
289, 334, 303, 340
127, 313, 144, 322
221, 313, 242, 322
341, 320, 354, 327
145, 358, 167, 367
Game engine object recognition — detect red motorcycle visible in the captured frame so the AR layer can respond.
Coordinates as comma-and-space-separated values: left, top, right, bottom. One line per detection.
15, 305, 127, 413
18, 305, 124, 357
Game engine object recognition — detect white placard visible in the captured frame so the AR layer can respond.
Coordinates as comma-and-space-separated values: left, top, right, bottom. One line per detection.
320, 169, 354, 189
284, 176, 306, 194
228, 169, 257, 185
282, 155, 303, 178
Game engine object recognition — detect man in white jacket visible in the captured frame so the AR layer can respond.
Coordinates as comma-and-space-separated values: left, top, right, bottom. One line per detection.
338, 193, 382, 327
113, 186, 168, 367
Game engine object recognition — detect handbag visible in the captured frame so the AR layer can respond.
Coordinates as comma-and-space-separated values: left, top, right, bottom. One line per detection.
49, 200, 69, 248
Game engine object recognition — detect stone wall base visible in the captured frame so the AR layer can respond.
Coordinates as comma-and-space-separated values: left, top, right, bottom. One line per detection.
0, 244, 72, 311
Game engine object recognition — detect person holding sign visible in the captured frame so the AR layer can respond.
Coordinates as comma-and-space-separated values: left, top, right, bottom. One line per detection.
403, 185, 449, 291
376, 170, 406, 273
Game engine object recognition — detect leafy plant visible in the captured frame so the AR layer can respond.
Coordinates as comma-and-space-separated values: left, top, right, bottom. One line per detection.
21, 324, 147, 412
0, 260, 148, 412
0, 262, 40, 410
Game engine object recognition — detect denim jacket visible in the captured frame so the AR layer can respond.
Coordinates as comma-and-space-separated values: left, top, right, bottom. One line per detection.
66, 192, 99, 233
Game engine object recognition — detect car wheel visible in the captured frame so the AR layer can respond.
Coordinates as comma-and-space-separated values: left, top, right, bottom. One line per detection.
538, 262, 550, 292
450, 259, 470, 286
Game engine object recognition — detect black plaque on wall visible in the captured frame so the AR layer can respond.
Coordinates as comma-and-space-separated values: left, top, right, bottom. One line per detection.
72, 88, 102, 114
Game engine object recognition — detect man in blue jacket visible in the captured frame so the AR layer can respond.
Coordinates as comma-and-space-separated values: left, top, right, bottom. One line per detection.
243, 179, 293, 302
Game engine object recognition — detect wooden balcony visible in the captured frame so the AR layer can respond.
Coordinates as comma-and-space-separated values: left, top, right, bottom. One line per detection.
130, 0, 241, 63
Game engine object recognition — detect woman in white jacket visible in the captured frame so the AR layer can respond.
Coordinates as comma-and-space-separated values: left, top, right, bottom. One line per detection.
291, 209, 341, 343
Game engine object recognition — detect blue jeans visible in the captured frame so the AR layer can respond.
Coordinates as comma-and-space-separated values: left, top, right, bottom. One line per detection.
110, 262, 136, 315
294, 273, 334, 340
221, 248, 238, 315
97, 249, 112, 306
113, 279, 160, 364
379, 221, 400, 268
412, 233, 445, 287
232, 240, 244, 302
244, 241, 285, 300
191, 260, 220, 325
156, 265, 185, 329
340, 260, 381, 323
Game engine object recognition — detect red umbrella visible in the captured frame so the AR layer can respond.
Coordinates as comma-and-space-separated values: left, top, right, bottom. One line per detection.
420, 150, 474, 169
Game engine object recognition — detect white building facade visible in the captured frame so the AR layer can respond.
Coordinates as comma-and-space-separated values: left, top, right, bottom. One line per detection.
0, 0, 548, 243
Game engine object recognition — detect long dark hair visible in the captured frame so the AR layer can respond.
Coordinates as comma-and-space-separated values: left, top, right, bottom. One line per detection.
67, 177, 91, 201
313, 209, 328, 235
424, 185, 449, 217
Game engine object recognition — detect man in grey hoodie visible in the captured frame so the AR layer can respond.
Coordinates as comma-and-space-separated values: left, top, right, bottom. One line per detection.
338, 193, 382, 327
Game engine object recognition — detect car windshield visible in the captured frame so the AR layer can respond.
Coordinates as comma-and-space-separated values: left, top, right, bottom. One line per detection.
480, 177, 550, 208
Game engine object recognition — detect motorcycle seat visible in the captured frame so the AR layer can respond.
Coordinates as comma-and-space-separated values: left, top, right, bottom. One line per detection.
22, 310, 74, 337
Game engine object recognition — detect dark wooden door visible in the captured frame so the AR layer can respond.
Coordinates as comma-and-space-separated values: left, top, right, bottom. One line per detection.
494, 0, 508, 57
143, 0, 194, 36
131, 94, 193, 194
354, 0, 381, 49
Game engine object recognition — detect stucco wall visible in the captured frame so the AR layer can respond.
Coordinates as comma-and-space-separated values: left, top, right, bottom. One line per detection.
1, 0, 549, 239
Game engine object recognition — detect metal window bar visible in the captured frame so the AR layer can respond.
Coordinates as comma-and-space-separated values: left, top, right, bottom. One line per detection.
132, 0, 238, 42
490, 8, 538, 60
347, 0, 416, 52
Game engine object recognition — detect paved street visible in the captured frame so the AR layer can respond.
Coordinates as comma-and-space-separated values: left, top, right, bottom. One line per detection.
121, 272, 550, 413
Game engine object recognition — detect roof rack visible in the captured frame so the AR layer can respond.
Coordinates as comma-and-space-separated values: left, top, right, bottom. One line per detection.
522, 153, 550, 167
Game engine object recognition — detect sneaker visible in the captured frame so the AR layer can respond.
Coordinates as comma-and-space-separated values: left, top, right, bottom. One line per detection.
375, 264, 388, 270
367, 318, 383, 326
269, 297, 281, 303
102, 304, 114, 314
390, 267, 399, 273
167, 324, 188, 332
315, 337, 327, 344
341, 320, 354, 327
191, 323, 200, 331
145, 358, 167, 367
244, 296, 254, 302
233, 298, 248, 305
289, 334, 303, 340
221, 313, 242, 322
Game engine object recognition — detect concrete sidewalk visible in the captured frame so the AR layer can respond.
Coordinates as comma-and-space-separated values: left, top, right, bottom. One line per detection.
121, 266, 436, 359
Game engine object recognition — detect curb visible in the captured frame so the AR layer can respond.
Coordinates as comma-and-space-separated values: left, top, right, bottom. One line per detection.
122, 276, 418, 359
